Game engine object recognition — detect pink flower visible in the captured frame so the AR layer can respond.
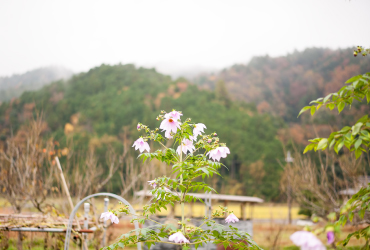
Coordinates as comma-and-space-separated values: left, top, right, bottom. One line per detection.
148, 180, 157, 188
132, 138, 150, 153
176, 139, 195, 155
160, 117, 181, 139
290, 231, 325, 250
207, 146, 230, 161
225, 213, 239, 224
165, 130, 173, 139
168, 231, 190, 244
100, 212, 119, 224
327, 231, 334, 245
193, 123, 206, 139
165, 111, 182, 121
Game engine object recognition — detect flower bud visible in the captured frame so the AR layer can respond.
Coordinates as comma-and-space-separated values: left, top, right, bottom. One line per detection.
207, 139, 212, 143
213, 133, 217, 136
156, 117, 160, 121
353, 51, 358, 57
137, 124, 141, 130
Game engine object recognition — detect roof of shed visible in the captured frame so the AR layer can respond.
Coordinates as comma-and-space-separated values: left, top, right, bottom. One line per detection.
135, 190, 263, 203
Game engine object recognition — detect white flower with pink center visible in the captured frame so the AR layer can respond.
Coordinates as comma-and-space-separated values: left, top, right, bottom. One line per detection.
160, 116, 181, 139
168, 231, 190, 244
192, 123, 206, 139
164, 111, 182, 121
176, 139, 195, 155
207, 146, 230, 161
290, 231, 325, 250
100, 212, 119, 224
225, 213, 239, 224
132, 138, 150, 153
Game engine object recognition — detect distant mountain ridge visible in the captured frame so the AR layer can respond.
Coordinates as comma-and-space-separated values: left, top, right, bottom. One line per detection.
194, 47, 370, 123
0, 66, 73, 101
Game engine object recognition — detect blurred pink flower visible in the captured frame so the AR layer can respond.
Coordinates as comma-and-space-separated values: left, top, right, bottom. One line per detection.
165, 111, 182, 121
132, 138, 150, 153
225, 213, 239, 224
290, 231, 325, 250
160, 117, 181, 139
100, 212, 119, 224
165, 130, 173, 139
176, 139, 195, 155
148, 180, 157, 188
207, 146, 230, 161
169, 231, 190, 244
192, 123, 206, 139
327, 231, 334, 245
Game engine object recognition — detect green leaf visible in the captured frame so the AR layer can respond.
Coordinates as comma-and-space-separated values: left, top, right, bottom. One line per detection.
357, 115, 369, 123
298, 106, 311, 117
323, 94, 332, 103
355, 148, 362, 159
328, 103, 335, 110
345, 75, 362, 83
339, 126, 351, 133
352, 122, 363, 136
303, 143, 315, 154
338, 102, 345, 113
329, 139, 335, 149
355, 139, 362, 149
310, 106, 316, 116
366, 91, 370, 103
317, 138, 328, 150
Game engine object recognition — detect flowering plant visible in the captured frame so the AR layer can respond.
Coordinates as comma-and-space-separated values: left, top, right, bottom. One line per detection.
102, 110, 261, 250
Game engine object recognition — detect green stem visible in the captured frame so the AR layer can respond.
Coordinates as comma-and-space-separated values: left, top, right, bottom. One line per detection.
180, 141, 185, 233
138, 239, 210, 245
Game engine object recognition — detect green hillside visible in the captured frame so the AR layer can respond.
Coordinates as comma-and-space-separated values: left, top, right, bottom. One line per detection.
0, 64, 283, 200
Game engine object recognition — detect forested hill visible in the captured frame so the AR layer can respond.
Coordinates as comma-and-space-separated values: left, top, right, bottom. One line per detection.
0, 66, 73, 101
0, 64, 283, 200
194, 48, 370, 123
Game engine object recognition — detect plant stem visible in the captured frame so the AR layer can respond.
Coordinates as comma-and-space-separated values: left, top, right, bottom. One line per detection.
180, 142, 185, 233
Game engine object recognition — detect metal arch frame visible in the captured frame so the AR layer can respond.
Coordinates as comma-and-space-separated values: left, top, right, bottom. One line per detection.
64, 192, 142, 250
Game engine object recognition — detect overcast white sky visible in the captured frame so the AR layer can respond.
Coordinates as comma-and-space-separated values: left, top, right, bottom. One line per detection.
0, 0, 369, 77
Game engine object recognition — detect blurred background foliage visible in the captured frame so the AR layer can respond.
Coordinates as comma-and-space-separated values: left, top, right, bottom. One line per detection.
0, 47, 369, 202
